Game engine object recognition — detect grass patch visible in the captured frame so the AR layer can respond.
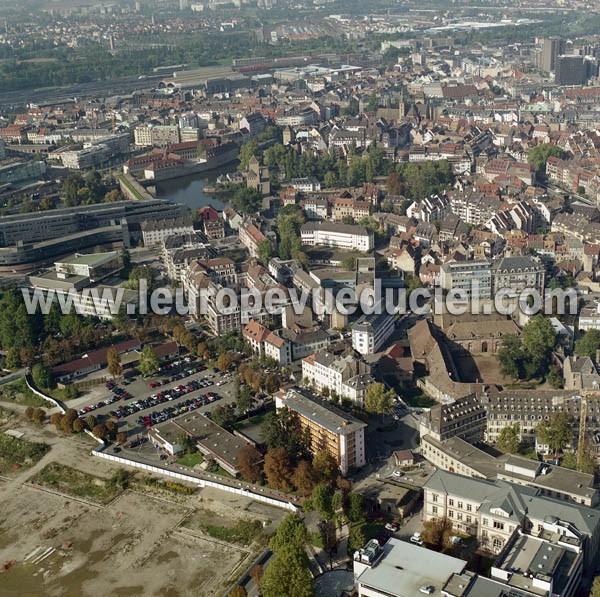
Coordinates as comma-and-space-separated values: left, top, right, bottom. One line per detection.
310, 531, 325, 549
234, 408, 274, 430
32, 462, 127, 505
176, 452, 204, 467
0, 378, 50, 408
198, 519, 264, 546
0, 433, 49, 474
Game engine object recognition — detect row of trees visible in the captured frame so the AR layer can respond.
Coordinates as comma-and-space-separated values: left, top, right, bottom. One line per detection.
63, 171, 123, 207
48, 408, 125, 442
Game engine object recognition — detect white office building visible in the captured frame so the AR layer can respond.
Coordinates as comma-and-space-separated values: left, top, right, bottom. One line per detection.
301, 222, 373, 252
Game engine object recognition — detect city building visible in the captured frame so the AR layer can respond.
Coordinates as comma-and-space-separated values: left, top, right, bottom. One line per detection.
301, 349, 373, 405
353, 538, 467, 597
440, 260, 492, 300
300, 222, 374, 252
275, 387, 366, 474
141, 216, 195, 247
555, 55, 587, 86
351, 308, 396, 355
491, 255, 546, 297
423, 469, 600, 569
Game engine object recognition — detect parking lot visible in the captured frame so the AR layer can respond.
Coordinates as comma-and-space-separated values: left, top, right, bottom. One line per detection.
72, 357, 239, 434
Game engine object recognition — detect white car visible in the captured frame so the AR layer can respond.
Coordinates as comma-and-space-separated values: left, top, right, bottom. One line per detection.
410, 533, 424, 546
393, 470, 404, 477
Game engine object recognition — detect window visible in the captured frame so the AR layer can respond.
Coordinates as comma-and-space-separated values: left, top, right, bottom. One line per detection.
493, 521, 505, 531
466, 515, 472, 523
448, 510, 454, 518
432, 505, 438, 515
457, 501, 463, 510
466, 504, 472, 512
432, 494, 438, 503
457, 513, 463, 521
493, 537, 503, 551
449, 499, 454, 507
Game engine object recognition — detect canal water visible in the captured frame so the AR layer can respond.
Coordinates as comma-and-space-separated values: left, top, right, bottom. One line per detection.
152, 162, 237, 211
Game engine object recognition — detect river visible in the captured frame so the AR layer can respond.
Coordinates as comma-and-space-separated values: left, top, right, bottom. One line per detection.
151, 162, 238, 211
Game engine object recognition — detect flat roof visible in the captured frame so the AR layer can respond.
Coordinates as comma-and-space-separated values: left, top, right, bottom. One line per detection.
278, 388, 366, 436
356, 538, 466, 597
57, 251, 118, 267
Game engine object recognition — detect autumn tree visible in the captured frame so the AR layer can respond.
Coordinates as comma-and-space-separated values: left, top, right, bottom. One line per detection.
32, 408, 46, 425
72, 418, 85, 433
292, 460, 318, 496
264, 447, 294, 491
421, 517, 452, 549
238, 444, 263, 482
230, 587, 248, 597
86, 414, 97, 430
107, 348, 123, 379
249, 564, 264, 586
92, 423, 108, 439
217, 351, 235, 372
312, 450, 339, 484
116, 432, 128, 444
364, 382, 395, 418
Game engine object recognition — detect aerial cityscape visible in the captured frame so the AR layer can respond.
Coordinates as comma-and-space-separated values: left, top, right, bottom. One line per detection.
2, 0, 600, 596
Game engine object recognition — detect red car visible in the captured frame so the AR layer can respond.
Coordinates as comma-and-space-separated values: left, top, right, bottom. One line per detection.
148, 382, 159, 388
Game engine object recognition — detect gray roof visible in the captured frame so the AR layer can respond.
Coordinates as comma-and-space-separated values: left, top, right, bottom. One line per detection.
280, 388, 366, 436
492, 255, 544, 273
301, 221, 370, 236
356, 538, 466, 597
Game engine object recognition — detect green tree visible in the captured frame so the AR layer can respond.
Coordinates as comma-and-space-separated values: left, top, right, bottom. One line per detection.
139, 345, 159, 377
528, 144, 566, 178
312, 483, 335, 520
536, 412, 574, 454
257, 240, 273, 264
260, 545, 313, 597
269, 514, 308, 552
347, 492, 367, 523
497, 335, 525, 379
364, 383, 395, 418
521, 316, 556, 369
575, 330, 600, 359
236, 385, 255, 417
560, 450, 595, 474
348, 524, 367, 552
31, 363, 54, 389
261, 407, 310, 463
211, 404, 236, 430
497, 423, 521, 454
239, 138, 260, 171
232, 186, 262, 214
341, 257, 357, 271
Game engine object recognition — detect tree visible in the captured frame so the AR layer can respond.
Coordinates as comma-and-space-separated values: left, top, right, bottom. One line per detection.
312, 450, 339, 484
239, 138, 260, 171
236, 385, 255, 417
211, 404, 236, 430
5, 347, 20, 370
348, 524, 367, 552
92, 423, 108, 439
86, 414, 97, 430
232, 187, 262, 214
260, 545, 313, 597
347, 492, 367, 523
421, 517, 452, 549
116, 432, 128, 444
72, 418, 85, 433
238, 445, 263, 482
536, 412, 574, 454
528, 144, 565, 178
264, 447, 294, 491
261, 408, 310, 463
107, 348, 123, 379
341, 257, 357, 271
249, 564, 264, 586
497, 423, 521, 454
547, 365, 563, 389
217, 351, 235, 372
386, 171, 401, 195
561, 450, 595, 474
257, 240, 273, 264
32, 408, 46, 425
61, 409, 79, 433
575, 330, 600, 359
31, 363, 54, 389
590, 575, 600, 597
497, 335, 525, 379
292, 460, 318, 496
139, 345, 159, 377
364, 383, 395, 418
312, 483, 335, 520
521, 316, 555, 370
230, 587, 247, 597
269, 514, 308, 552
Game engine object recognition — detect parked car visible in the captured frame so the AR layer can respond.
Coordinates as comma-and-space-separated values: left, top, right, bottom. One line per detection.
410, 533, 424, 546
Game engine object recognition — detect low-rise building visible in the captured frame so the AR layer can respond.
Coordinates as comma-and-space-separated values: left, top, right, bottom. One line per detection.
351, 308, 395, 355
141, 216, 194, 247
301, 221, 373, 252
419, 394, 486, 443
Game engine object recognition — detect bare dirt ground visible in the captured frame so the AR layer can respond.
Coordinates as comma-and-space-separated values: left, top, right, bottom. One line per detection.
454, 354, 511, 385
0, 409, 284, 597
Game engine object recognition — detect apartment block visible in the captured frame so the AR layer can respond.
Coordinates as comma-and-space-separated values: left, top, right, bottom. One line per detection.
301, 221, 374, 252
440, 260, 492, 300
351, 308, 396, 355
275, 388, 366, 474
